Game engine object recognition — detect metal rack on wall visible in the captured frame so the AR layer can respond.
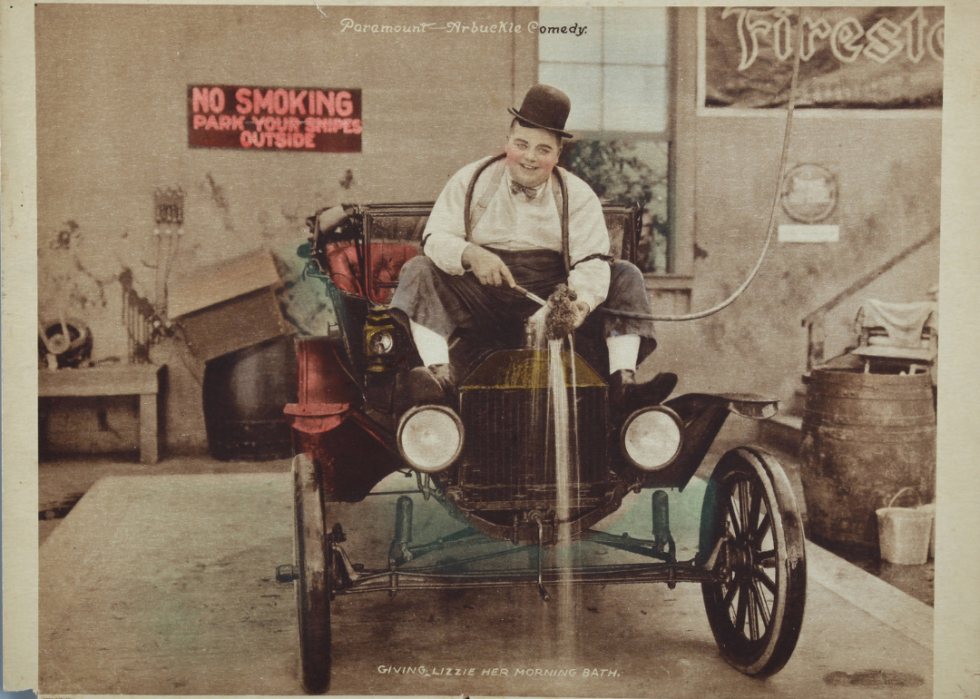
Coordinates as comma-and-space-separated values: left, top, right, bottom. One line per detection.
120, 268, 165, 364
119, 187, 185, 364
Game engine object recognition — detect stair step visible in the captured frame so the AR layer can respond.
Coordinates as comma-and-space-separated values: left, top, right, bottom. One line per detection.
772, 413, 803, 431
759, 413, 803, 455
782, 387, 808, 417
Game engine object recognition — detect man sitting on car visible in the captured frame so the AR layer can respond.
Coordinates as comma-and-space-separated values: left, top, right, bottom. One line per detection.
388, 83, 676, 413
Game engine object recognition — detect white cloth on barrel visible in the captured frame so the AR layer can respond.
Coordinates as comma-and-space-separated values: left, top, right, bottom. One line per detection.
422, 157, 612, 312
855, 299, 938, 348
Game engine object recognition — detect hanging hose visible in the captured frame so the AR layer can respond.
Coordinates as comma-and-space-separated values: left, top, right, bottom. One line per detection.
601, 10, 805, 322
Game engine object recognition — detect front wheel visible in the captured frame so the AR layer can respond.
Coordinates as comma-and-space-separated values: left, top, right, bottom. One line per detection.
293, 454, 332, 694
699, 447, 806, 678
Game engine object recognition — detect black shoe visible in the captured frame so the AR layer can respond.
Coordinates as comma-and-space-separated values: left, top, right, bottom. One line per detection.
610, 369, 678, 416
406, 364, 458, 407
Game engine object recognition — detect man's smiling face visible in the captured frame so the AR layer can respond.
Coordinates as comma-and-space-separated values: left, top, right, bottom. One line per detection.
504, 122, 562, 190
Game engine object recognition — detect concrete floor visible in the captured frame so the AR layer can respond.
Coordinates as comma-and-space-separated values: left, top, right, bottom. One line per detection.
40, 439, 936, 608
38, 455, 933, 697
759, 453, 935, 607
38, 452, 294, 545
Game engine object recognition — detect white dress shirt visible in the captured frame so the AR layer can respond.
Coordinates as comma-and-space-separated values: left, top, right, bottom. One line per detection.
422, 157, 612, 311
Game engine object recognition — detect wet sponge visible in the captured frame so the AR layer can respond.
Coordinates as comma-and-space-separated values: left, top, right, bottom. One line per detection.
545, 284, 579, 340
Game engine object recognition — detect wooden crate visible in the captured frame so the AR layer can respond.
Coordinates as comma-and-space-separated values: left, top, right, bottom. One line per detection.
169, 250, 289, 362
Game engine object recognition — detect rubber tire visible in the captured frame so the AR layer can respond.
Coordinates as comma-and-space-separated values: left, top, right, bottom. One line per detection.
699, 447, 807, 678
293, 454, 332, 694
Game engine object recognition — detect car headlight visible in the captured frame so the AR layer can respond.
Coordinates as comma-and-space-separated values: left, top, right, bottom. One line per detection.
397, 405, 464, 473
621, 406, 683, 471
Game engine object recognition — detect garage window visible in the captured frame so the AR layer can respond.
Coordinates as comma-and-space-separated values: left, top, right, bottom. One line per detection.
538, 7, 673, 273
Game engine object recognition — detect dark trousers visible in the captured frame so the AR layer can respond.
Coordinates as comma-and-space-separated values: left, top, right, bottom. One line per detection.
389, 249, 657, 376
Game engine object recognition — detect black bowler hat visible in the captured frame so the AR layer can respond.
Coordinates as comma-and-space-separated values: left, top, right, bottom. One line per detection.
508, 84, 573, 139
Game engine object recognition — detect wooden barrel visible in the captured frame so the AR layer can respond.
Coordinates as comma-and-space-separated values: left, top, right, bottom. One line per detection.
799, 368, 935, 551
202, 336, 298, 461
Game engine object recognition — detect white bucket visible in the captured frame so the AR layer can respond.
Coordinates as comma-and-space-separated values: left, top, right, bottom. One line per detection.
876, 488, 933, 565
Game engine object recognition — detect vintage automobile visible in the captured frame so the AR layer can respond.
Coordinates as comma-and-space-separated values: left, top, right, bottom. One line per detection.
276, 200, 807, 693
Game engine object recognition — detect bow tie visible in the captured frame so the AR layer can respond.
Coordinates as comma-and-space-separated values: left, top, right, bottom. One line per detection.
510, 181, 539, 201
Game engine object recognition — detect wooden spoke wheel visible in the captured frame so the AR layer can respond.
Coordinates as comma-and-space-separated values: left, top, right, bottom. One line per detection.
699, 447, 807, 678
293, 454, 332, 694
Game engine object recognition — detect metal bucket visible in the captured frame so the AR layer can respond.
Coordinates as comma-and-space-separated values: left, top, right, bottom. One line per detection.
202, 336, 298, 461
799, 368, 936, 550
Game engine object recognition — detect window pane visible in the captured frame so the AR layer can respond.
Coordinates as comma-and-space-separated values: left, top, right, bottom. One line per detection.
538, 62, 602, 131
603, 65, 667, 132
603, 8, 668, 66
564, 139, 669, 272
538, 7, 602, 63
632, 141, 670, 273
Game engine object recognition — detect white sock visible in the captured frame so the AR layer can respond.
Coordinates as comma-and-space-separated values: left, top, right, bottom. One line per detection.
607, 334, 641, 375
410, 320, 450, 367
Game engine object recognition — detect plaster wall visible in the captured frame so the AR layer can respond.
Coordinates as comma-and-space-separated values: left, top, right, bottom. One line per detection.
36, 4, 536, 453
650, 93, 940, 408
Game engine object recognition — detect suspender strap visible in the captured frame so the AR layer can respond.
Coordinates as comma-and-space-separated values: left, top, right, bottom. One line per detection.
572, 252, 612, 267
463, 154, 571, 274
553, 167, 570, 274
471, 161, 507, 233
464, 153, 507, 239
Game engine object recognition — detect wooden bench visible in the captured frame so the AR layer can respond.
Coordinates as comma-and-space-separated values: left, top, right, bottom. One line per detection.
38, 364, 165, 463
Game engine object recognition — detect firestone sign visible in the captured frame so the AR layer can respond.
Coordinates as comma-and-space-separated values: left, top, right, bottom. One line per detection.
188, 85, 362, 152
705, 7, 944, 108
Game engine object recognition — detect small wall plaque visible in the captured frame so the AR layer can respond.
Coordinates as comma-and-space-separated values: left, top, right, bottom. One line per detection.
781, 164, 838, 223
779, 224, 840, 243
